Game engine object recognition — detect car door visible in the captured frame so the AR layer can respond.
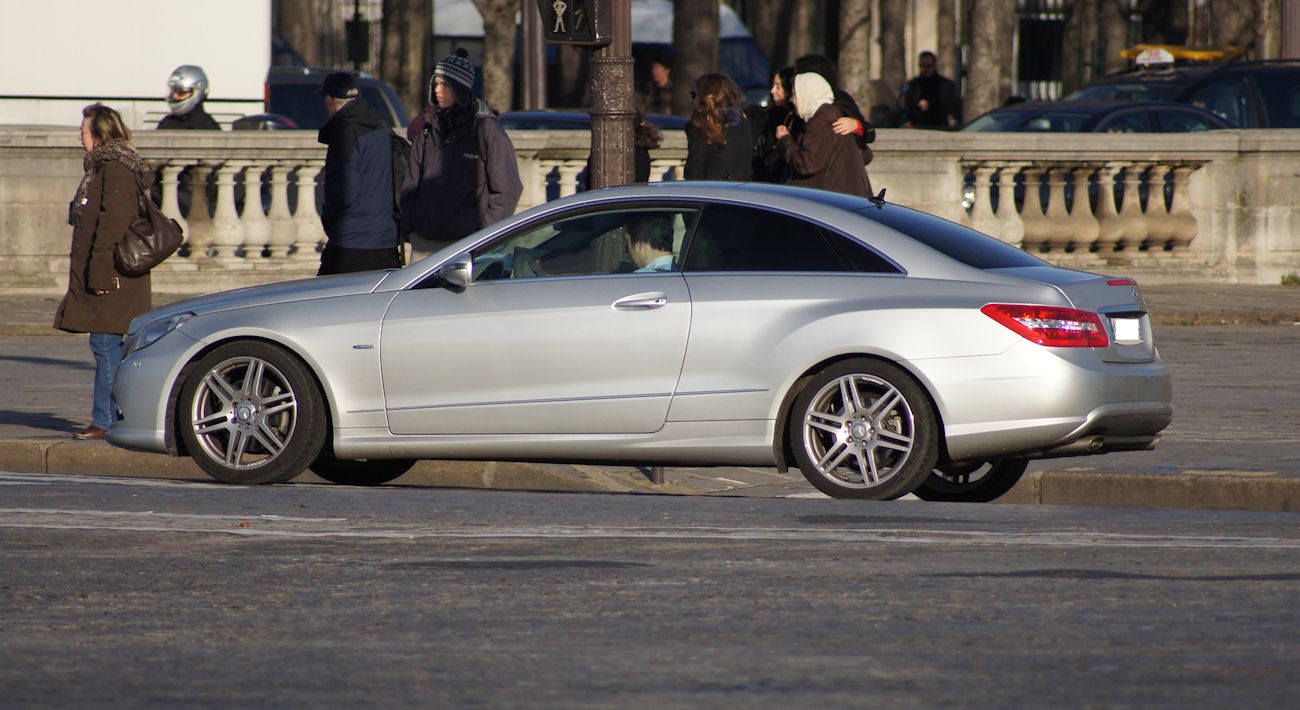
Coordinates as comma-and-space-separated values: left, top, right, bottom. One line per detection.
380, 205, 698, 435
670, 203, 903, 423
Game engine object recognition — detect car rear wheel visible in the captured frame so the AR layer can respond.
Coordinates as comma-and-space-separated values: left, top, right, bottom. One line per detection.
309, 454, 416, 486
913, 459, 1029, 503
789, 359, 938, 500
178, 341, 326, 485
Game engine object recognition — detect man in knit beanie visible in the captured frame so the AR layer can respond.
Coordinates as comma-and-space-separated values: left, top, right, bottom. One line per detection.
400, 49, 522, 254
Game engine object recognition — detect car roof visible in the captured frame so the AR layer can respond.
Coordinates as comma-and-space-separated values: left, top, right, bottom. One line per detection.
963, 99, 1233, 130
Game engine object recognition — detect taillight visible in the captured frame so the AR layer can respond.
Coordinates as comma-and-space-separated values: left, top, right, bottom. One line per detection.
981, 304, 1109, 348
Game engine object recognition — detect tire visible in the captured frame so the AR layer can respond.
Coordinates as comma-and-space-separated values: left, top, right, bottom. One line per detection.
788, 359, 939, 500
177, 341, 327, 485
309, 454, 416, 486
913, 459, 1029, 503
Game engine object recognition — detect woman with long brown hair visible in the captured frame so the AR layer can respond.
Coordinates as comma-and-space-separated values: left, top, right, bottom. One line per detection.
54, 103, 154, 440
683, 73, 753, 181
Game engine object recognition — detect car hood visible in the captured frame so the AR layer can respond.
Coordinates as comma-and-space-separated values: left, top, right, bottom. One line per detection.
130, 271, 392, 330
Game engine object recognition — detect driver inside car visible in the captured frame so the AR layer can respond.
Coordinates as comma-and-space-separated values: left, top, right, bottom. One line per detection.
625, 214, 675, 272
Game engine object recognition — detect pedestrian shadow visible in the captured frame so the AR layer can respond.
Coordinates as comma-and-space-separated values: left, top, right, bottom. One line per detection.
0, 354, 91, 370
0, 410, 82, 434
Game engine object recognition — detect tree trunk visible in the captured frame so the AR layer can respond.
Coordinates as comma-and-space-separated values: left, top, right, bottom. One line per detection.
1209, 0, 1260, 54
878, 0, 909, 111
1099, 0, 1128, 75
786, 1, 819, 61
837, 0, 873, 111
672, 0, 720, 116
473, 0, 517, 112
381, 0, 431, 116
1059, 0, 1088, 95
966, 0, 1016, 119
276, 0, 322, 67
747, 0, 784, 71
937, 0, 959, 81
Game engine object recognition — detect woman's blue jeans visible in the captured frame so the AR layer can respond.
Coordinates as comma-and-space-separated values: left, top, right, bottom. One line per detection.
88, 332, 125, 430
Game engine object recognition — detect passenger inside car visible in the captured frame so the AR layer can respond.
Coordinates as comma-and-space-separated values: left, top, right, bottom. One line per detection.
625, 214, 676, 272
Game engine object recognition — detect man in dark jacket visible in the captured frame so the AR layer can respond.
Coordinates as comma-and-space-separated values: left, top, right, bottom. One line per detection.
316, 71, 400, 275
901, 51, 962, 129
401, 49, 522, 255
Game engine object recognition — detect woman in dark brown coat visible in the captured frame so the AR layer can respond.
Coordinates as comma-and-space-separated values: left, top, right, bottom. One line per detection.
54, 103, 154, 440
775, 72, 873, 198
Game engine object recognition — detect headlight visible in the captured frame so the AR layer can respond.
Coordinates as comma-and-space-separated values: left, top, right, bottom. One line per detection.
123, 312, 194, 357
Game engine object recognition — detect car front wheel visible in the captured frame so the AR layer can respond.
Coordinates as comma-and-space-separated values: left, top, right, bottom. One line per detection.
178, 341, 326, 485
789, 359, 938, 500
913, 459, 1029, 502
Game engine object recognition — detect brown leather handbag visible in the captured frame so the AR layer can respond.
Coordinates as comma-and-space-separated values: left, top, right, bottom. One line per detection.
114, 189, 184, 277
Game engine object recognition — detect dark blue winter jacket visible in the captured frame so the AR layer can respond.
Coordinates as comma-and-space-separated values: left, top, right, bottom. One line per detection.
318, 98, 397, 249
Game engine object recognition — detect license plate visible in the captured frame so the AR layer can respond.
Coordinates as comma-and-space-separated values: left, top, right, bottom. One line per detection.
1112, 317, 1141, 344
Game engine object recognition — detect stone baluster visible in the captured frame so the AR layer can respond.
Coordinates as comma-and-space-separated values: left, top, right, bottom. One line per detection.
967, 164, 999, 238
185, 163, 216, 258
1142, 164, 1173, 253
1043, 166, 1073, 252
1093, 163, 1124, 253
291, 161, 326, 262
649, 159, 680, 183
210, 161, 246, 261
556, 163, 584, 197
1167, 165, 1199, 253
994, 163, 1025, 249
1066, 166, 1100, 251
537, 160, 561, 202
1017, 167, 1050, 252
518, 155, 547, 210
1116, 163, 1149, 251
157, 162, 189, 237
240, 163, 272, 260
266, 163, 297, 259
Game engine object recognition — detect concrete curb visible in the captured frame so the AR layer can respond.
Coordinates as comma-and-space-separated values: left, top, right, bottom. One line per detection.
5, 439, 1300, 512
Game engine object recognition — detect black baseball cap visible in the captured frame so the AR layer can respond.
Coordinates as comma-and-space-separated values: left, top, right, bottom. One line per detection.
316, 71, 360, 99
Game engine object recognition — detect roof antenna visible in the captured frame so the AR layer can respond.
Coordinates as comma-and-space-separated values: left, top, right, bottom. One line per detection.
868, 187, 887, 207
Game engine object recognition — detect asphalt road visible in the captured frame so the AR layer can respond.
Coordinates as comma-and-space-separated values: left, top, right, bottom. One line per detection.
3, 472, 1300, 707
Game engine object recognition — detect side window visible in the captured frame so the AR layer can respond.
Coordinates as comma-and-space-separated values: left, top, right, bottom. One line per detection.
1101, 111, 1153, 133
682, 204, 898, 273
1157, 111, 1216, 132
471, 207, 698, 281
359, 86, 395, 128
1186, 80, 1256, 127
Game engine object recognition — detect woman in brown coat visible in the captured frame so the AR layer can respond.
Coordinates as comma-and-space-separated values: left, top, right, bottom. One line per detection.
54, 103, 154, 440
775, 72, 873, 198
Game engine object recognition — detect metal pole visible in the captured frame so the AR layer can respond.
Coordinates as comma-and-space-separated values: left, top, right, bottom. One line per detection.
588, 0, 634, 189
521, 0, 547, 109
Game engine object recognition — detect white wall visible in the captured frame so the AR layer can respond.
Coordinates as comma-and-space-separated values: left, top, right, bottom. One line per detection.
0, 0, 271, 128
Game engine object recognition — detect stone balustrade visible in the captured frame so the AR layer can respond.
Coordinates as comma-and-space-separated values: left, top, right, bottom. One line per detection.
2, 126, 1298, 293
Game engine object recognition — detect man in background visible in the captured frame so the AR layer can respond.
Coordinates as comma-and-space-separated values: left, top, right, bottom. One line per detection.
900, 51, 962, 129
316, 71, 400, 275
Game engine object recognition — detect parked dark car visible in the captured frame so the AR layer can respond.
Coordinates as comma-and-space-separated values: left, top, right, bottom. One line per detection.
265, 66, 409, 131
1175, 60, 1300, 128
962, 100, 1235, 133
499, 110, 688, 132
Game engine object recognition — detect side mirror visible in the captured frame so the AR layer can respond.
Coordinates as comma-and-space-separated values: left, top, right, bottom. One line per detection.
439, 255, 473, 291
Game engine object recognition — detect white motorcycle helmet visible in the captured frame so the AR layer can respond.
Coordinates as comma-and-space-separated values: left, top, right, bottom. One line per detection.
166, 65, 210, 116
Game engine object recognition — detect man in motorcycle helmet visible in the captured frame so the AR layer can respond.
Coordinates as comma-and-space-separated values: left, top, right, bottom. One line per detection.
157, 65, 221, 130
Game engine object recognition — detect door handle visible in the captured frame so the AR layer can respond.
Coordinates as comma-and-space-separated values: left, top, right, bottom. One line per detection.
613, 294, 668, 310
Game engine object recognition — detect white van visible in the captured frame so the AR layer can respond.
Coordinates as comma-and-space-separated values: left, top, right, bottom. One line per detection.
433, 0, 772, 106
0, 0, 270, 129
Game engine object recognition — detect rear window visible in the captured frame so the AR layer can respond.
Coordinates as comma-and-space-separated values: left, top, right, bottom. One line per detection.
856, 204, 1047, 270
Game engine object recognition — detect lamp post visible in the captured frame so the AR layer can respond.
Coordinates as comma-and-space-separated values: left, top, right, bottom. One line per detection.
533, 0, 633, 188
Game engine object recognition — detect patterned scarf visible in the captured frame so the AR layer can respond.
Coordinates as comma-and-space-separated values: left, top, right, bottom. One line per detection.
68, 139, 154, 226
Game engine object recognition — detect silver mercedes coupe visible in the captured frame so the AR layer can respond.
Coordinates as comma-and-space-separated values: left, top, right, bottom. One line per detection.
108, 183, 1172, 501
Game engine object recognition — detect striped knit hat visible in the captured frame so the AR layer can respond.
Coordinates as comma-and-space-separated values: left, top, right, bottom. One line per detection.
434, 48, 475, 93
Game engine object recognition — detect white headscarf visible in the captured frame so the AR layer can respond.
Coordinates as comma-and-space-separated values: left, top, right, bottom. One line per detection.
793, 72, 835, 123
